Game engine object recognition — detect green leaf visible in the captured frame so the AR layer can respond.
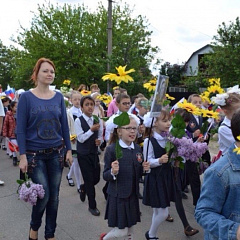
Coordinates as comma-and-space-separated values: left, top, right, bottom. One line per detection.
115, 140, 123, 159
101, 117, 109, 122
92, 115, 99, 124
16, 179, 25, 185
113, 112, 130, 127
170, 128, 185, 138
200, 120, 209, 134
165, 141, 174, 153
171, 114, 186, 129
179, 161, 185, 170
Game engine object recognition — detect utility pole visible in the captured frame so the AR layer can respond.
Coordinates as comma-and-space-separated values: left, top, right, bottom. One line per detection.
107, 0, 113, 93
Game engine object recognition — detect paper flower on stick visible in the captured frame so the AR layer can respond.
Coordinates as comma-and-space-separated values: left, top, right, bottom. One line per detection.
143, 78, 157, 92
80, 90, 91, 96
208, 78, 220, 86
200, 109, 219, 119
60, 79, 72, 94
97, 94, 112, 107
233, 135, 240, 154
177, 99, 202, 115
102, 65, 135, 85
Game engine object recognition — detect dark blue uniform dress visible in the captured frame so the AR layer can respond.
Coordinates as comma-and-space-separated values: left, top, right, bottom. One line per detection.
103, 143, 143, 229
143, 137, 176, 208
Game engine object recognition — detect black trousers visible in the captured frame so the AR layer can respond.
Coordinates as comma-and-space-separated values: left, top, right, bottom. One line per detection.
77, 153, 100, 209
185, 161, 201, 206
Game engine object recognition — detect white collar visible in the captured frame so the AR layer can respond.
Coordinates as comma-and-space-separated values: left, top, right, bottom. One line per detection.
153, 131, 167, 148
119, 139, 135, 149
82, 113, 93, 122
71, 106, 82, 117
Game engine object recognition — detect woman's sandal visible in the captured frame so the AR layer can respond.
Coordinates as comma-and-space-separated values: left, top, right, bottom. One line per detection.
66, 175, 75, 187
145, 231, 159, 239
165, 214, 174, 222
184, 225, 199, 236
29, 228, 38, 240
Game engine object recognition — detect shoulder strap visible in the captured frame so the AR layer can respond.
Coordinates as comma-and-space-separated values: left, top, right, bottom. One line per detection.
220, 122, 231, 129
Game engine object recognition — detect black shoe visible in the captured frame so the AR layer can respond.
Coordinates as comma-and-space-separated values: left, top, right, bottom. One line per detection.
182, 192, 188, 199
88, 207, 100, 216
13, 157, 18, 166
79, 184, 86, 202
138, 192, 143, 199
145, 231, 159, 239
66, 175, 75, 187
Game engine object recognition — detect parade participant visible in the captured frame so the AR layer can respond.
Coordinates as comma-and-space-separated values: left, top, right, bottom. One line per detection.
143, 109, 199, 239
66, 91, 84, 200
2, 101, 18, 166
17, 58, 72, 240
195, 107, 240, 240
100, 116, 150, 240
74, 95, 103, 216
0, 99, 5, 185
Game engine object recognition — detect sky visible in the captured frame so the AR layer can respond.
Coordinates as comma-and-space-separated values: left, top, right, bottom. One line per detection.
1, 0, 240, 65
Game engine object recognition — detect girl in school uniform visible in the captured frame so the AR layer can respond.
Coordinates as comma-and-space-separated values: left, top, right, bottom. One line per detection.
100, 115, 150, 240
143, 109, 199, 240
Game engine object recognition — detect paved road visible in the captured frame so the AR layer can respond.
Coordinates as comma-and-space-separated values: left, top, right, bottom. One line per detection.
0, 144, 211, 240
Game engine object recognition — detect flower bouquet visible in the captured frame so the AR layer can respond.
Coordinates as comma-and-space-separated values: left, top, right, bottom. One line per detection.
17, 173, 45, 206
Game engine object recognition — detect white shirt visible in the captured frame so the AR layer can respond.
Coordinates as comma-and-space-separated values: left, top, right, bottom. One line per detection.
218, 116, 234, 155
74, 113, 103, 143
70, 106, 82, 118
119, 138, 135, 149
143, 131, 166, 168
0, 100, 5, 117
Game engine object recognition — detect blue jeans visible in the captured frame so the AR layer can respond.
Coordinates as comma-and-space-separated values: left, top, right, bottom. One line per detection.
27, 148, 64, 239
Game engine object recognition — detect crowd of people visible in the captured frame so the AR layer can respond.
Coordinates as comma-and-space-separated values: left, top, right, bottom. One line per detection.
1, 57, 240, 240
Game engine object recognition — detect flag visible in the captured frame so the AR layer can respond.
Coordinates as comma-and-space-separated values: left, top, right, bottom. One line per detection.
5, 84, 15, 100
170, 97, 185, 115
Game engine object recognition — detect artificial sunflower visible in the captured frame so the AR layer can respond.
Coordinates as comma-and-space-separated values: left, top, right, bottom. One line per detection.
233, 147, 240, 155
200, 109, 219, 119
200, 94, 210, 104
63, 79, 71, 86
207, 85, 224, 95
177, 99, 202, 115
102, 65, 135, 85
143, 79, 157, 92
70, 134, 77, 141
80, 90, 91, 96
208, 78, 220, 86
97, 94, 112, 107
165, 93, 175, 100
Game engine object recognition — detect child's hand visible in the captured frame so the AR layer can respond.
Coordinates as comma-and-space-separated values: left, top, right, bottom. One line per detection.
95, 139, 101, 146
142, 161, 150, 171
197, 134, 204, 142
193, 129, 201, 138
111, 160, 119, 175
91, 123, 100, 132
159, 154, 168, 164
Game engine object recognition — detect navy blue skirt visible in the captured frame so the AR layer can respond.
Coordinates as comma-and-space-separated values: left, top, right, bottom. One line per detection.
143, 163, 177, 208
104, 192, 141, 229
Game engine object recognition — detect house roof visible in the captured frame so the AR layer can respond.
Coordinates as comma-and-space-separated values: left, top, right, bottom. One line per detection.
185, 44, 213, 65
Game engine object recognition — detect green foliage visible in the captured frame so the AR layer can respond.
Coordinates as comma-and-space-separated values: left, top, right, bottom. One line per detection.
203, 17, 240, 87
113, 112, 130, 126
3, 1, 161, 94
170, 114, 186, 138
115, 139, 123, 160
200, 120, 209, 135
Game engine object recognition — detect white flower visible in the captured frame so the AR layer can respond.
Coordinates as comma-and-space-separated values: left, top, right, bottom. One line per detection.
211, 93, 229, 106
227, 85, 240, 94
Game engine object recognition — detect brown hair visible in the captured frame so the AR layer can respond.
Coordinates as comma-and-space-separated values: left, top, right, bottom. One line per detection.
174, 108, 191, 123
220, 93, 240, 111
231, 107, 240, 141
90, 84, 99, 92
77, 84, 87, 92
115, 93, 130, 104
188, 94, 201, 103
31, 58, 55, 85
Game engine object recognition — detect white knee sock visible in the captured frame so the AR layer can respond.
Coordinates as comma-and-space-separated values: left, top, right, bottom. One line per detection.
103, 227, 128, 239
124, 227, 134, 240
68, 162, 75, 179
149, 208, 169, 238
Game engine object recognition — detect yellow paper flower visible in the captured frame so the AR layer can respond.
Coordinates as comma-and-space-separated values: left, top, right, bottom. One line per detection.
208, 78, 220, 86
233, 147, 240, 155
200, 94, 210, 103
165, 93, 175, 100
80, 90, 91, 96
102, 65, 135, 85
237, 135, 240, 141
63, 79, 71, 86
143, 79, 157, 92
98, 94, 112, 107
177, 99, 202, 115
207, 85, 224, 95
70, 134, 77, 141
201, 109, 219, 119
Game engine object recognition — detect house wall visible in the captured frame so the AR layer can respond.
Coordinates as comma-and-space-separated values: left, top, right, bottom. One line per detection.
184, 45, 213, 76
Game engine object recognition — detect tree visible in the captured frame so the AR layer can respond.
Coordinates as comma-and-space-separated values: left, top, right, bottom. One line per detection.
10, 1, 160, 95
203, 17, 240, 87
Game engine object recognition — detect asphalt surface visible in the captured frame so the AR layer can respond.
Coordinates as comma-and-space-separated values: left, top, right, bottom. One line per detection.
0, 142, 216, 240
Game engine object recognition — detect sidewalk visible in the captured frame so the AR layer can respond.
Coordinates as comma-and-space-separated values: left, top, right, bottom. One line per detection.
0, 146, 207, 240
